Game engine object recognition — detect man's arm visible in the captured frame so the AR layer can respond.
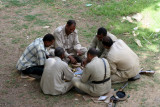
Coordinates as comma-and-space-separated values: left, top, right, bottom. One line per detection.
81, 66, 91, 83
107, 57, 117, 74
73, 32, 85, 57
63, 63, 74, 80
89, 36, 97, 49
37, 50, 46, 65
53, 31, 70, 57
100, 49, 108, 58
73, 32, 81, 51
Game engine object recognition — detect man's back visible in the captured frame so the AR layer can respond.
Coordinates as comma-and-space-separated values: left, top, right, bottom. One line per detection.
107, 39, 140, 78
16, 38, 46, 70
83, 57, 110, 82
40, 57, 73, 95
81, 57, 111, 96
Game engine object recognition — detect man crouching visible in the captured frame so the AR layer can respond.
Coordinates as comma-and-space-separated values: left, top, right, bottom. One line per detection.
72, 48, 111, 96
40, 47, 74, 95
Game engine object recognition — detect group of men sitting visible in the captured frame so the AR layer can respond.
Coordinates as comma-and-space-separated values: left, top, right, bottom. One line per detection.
16, 20, 140, 96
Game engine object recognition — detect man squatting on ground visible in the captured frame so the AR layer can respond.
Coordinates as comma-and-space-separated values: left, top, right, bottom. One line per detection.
50, 20, 87, 64
90, 27, 117, 58
41, 47, 74, 95
72, 48, 111, 97
102, 36, 140, 83
16, 34, 55, 76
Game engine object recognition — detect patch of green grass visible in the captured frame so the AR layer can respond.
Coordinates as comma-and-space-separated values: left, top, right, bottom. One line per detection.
141, 98, 147, 102
12, 25, 23, 31
88, 0, 160, 52
22, 24, 29, 29
153, 73, 160, 84
24, 15, 36, 21
15, 9, 23, 14
9, 20, 17, 24
43, 0, 55, 4
12, 38, 21, 44
1, 90, 8, 95
112, 81, 147, 91
20, 44, 28, 48
34, 19, 52, 26
1, 0, 29, 7
5, 78, 18, 88
2, 15, 10, 19
19, 93, 25, 97
90, 0, 158, 17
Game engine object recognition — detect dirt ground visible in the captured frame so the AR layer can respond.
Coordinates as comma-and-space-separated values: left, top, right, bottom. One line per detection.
0, 0, 160, 107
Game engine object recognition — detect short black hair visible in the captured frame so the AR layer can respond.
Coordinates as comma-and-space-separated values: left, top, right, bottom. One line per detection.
43, 33, 55, 42
97, 27, 107, 36
102, 36, 113, 47
67, 20, 76, 26
87, 48, 98, 56
55, 47, 64, 57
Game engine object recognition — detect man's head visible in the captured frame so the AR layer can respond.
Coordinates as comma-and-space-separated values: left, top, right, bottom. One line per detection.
65, 20, 76, 35
102, 36, 113, 49
54, 47, 65, 59
87, 48, 98, 62
97, 27, 107, 41
43, 33, 55, 47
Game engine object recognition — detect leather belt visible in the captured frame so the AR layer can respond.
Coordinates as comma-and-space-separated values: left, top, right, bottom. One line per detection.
92, 77, 110, 84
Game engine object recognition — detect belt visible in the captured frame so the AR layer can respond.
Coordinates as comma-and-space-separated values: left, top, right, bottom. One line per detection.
92, 77, 110, 84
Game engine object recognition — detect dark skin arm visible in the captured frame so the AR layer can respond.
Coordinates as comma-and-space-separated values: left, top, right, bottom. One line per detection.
46, 55, 53, 59
68, 55, 77, 64
82, 58, 90, 67
76, 50, 83, 56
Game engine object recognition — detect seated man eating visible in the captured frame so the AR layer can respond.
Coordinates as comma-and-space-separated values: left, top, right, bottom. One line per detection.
40, 47, 74, 95
89, 27, 117, 58
52, 20, 87, 64
16, 33, 55, 76
72, 48, 111, 96
102, 36, 140, 83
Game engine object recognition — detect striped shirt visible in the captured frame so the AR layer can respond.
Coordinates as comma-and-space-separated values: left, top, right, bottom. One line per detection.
16, 38, 47, 71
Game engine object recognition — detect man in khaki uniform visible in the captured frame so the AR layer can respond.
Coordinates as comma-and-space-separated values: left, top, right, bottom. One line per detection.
52, 20, 87, 64
72, 48, 111, 96
102, 36, 140, 83
90, 27, 117, 58
40, 47, 74, 95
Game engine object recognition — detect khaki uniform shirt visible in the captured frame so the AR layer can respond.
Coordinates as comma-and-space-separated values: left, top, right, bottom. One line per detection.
90, 32, 117, 58
81, 57, 111, 96
40, 57, 74, 95
53, 25, 82, 57
106, 39, 140, 79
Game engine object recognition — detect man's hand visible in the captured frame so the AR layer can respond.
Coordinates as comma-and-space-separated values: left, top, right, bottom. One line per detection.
46, 55, 51, 59
82, 58, 88, 67
76, 50, 83, 56
68, 55, 77, 64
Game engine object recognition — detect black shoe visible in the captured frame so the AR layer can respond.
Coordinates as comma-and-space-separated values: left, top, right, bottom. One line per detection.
29, 74, 41, 79
128, 74, 141, 81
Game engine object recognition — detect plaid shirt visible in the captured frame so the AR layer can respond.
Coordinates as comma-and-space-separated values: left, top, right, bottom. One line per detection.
16, 38, 47, 71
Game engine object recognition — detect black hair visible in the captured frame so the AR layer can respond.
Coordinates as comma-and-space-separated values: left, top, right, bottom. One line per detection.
67, 20, 76, 26
43, 33, 55, 42
54, 47, 65, 57
87, 48, 98, 56
102, 36, 113, 47
97, 27, 107, 36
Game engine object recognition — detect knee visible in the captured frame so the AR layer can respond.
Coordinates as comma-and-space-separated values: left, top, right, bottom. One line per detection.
71, 77, 80, 87
80, 47, 87, 53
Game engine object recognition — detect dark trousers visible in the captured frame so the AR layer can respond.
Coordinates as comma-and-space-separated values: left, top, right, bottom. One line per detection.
22, 65, 44, 76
